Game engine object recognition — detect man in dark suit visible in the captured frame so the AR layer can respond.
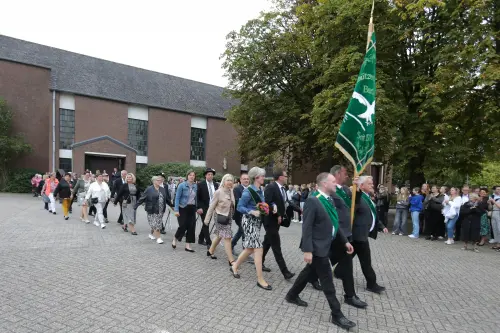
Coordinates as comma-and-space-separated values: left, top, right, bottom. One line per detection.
309, 165, 368, 308
334, 175, 388, 294
111, 170, 127, 224
197, 168, 218, 247
231, 172, 249, 253
262, 168, 294, 280
285, 172, 356, 330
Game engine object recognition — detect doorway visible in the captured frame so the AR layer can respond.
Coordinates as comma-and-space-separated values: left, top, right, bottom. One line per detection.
85, 154, 124, 174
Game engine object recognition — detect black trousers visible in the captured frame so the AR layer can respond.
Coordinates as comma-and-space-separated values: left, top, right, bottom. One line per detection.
198, 209, 212, 245
103, 199, 109, 219
117, 203, 123, 223
377, 208, 387, 228
335, 240, 377, 289
287, 256, 343, 317
428, 210, 445, 238
454, 216, 463, 241
175, 205, 196, 243
311, 237, 356, 297
89, 205, 96, 216
262, 223, 288, 274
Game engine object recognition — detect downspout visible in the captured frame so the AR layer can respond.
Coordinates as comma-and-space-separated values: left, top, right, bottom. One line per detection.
52, 91, 56, 172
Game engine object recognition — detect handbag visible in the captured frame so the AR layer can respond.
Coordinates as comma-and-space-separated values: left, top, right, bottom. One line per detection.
216, 213, 231, 225
91, 197, 98, 204
42, 193, 50, 203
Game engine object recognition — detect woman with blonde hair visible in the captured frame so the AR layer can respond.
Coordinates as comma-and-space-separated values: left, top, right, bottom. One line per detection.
205, 174, 236, 264
392, 187, 410, 235
85, 174, 111, 229
114, 173, 140, 235
443, 187, 462, 245
231, 167, 271, 290
42, 173, 59, 214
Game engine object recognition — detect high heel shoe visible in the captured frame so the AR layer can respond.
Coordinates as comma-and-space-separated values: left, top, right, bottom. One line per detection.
207, 250, 217, 259
230, 266, 240, 279
171, 242, 176, 249
228, 260, 236, 267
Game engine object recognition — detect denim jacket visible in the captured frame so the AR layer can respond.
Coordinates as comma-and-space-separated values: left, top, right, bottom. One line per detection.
237, 185, 264, 215
174, 182, 198, 212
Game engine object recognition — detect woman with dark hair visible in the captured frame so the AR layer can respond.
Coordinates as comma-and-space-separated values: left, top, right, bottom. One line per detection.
172, 170, 198, 252
135, 175, 168, 243
477, 188, 490, 246
53, 173, 73, 220
460, 193, 487, 252
425, 185, 446, 240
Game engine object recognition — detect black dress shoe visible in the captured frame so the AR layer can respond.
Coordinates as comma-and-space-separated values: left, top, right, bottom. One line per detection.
311, 281, 323, 291
285, 296, 308, 307
206, 250, 217, 259
160, 230, 166, 235
331, 315, 356, 329
262, 265, 271, 272
198, 240, 207, 246
283, 271, 295, 280
366, 284, 386, 294
344, 295, 368, 309
229, 267, 240, 279
257, 282, 272, 291
185, 248, 196, 253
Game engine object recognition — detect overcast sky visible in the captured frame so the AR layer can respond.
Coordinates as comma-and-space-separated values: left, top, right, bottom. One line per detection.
0, 0, 273, 87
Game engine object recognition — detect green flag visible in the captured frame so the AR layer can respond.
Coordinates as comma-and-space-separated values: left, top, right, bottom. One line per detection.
335, 29, 376, 175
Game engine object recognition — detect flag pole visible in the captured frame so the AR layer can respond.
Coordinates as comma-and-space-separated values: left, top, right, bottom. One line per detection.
350, 1, 375, 225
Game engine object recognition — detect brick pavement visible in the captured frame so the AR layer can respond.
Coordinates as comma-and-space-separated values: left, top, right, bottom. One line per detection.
1, 193, 500, 333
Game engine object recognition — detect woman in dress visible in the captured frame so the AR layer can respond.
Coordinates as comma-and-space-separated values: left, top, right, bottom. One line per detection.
85, 174, 111, 229
443, 187, 462, 245
230, 167, 271, 291
173, 170, 198, 252
477, 188, 491, 246
135, 176, 167, 244
205, 174, 236, 264
71, 172, 91, 223
489, 186, 500, 250
460, 193, 487, 252
114, 173, 140, 235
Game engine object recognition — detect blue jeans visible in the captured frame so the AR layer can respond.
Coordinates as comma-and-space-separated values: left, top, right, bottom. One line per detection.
411, 211, 420, 237
446, 215, 459, 239
231, 223, 245, 249
393, 208, 408, 234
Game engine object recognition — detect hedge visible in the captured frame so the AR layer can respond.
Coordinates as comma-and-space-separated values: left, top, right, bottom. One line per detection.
1, 168, 42, 193
136, 163, 223, 189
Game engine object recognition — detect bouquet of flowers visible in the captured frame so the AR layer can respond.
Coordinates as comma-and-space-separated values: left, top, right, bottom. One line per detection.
257, 202, 270, 216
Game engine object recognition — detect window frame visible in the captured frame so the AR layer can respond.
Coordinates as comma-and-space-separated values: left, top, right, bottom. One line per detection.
59, 108, 75, 150
190, 127, 206, 161
128, 118, 148, 156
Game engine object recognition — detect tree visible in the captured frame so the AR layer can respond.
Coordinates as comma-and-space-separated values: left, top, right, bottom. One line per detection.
0, 98, 32, 189
470, 160, 500, 188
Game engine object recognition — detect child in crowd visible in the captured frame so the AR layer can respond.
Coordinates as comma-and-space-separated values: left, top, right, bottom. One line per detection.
409, 187, 423, 239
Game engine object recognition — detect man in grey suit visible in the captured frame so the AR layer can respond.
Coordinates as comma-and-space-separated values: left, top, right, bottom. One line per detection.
334, 175, 388, 294
285, 173, 356, 330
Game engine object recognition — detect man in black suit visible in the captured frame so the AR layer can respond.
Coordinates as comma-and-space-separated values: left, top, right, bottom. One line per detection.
309, 165, 368, 308
231, 172, 249, 253
262, 168, 294, 280
285, 172, 356, 330
334, 175, 388, 294
111, 170, 127, 224
197, 168, 218, 247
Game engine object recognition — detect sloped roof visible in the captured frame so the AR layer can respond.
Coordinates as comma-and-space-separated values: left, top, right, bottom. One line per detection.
71, 135, 138, 153
0, 35, 236, 119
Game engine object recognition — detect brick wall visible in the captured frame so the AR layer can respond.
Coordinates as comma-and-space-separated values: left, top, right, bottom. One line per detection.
206, 118, 240, 176
0, 60, 51, 172
148, 108, 191, 164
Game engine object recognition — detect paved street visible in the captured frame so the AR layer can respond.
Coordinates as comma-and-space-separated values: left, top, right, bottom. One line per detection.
1, 193, 500, 333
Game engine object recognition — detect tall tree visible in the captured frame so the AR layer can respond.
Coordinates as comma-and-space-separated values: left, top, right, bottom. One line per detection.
0, 98, 32, 188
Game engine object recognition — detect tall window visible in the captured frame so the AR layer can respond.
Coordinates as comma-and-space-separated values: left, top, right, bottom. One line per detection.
59, 109, 75, 149
128, 119, 148, 156
59, 158, 72, 171
190, 128, 206, 161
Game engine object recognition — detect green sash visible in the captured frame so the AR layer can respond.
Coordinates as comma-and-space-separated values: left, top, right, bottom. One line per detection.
336, 185, 352, 208
361, 191, 377, 231
248, 187, 263, 204
315, 193, 339, 238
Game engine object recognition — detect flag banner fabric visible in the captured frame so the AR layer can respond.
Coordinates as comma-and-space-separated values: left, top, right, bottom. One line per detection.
335, 31, 376, 175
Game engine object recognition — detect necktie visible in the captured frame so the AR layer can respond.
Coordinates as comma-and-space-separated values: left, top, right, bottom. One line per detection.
281, 186, 287, 207
208, 182, 213, 201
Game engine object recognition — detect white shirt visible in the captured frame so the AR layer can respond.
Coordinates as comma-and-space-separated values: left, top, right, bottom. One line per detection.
207, 181, 216, 203
317, 190, 336, 237
85, 181, 111, 202
461, 194, 469, 205
277, 183, 289, 208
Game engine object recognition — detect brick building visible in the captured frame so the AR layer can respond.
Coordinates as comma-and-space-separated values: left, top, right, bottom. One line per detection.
0, 35, 242, 176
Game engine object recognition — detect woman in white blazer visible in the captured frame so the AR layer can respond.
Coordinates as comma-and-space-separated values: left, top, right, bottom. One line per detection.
85, 174, 111, 229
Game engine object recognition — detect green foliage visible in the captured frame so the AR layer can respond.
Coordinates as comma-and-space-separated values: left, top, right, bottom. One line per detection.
470, 161, 500, 188
0, 98, 32, 189
135, 163, 223, 189
222, 0, 500, 186
2, 168, 41, 193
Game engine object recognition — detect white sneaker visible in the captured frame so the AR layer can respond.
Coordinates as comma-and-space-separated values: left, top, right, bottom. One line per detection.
489, 239, 496, 244
156, 238, 164, 244
148, 234, 156, 240
408, 235, 417, 239
93, 221, 100, 227
445, 240, 454, 245
438, 236, 444, 240
399, 233, 404, 236
85, 220, 90, 224
100, 224, 106, 229
391, 232, 396, 235
299, 221, 303, 224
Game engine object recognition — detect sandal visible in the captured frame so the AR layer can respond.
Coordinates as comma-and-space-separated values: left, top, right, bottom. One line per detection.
230, 266, 240, 279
